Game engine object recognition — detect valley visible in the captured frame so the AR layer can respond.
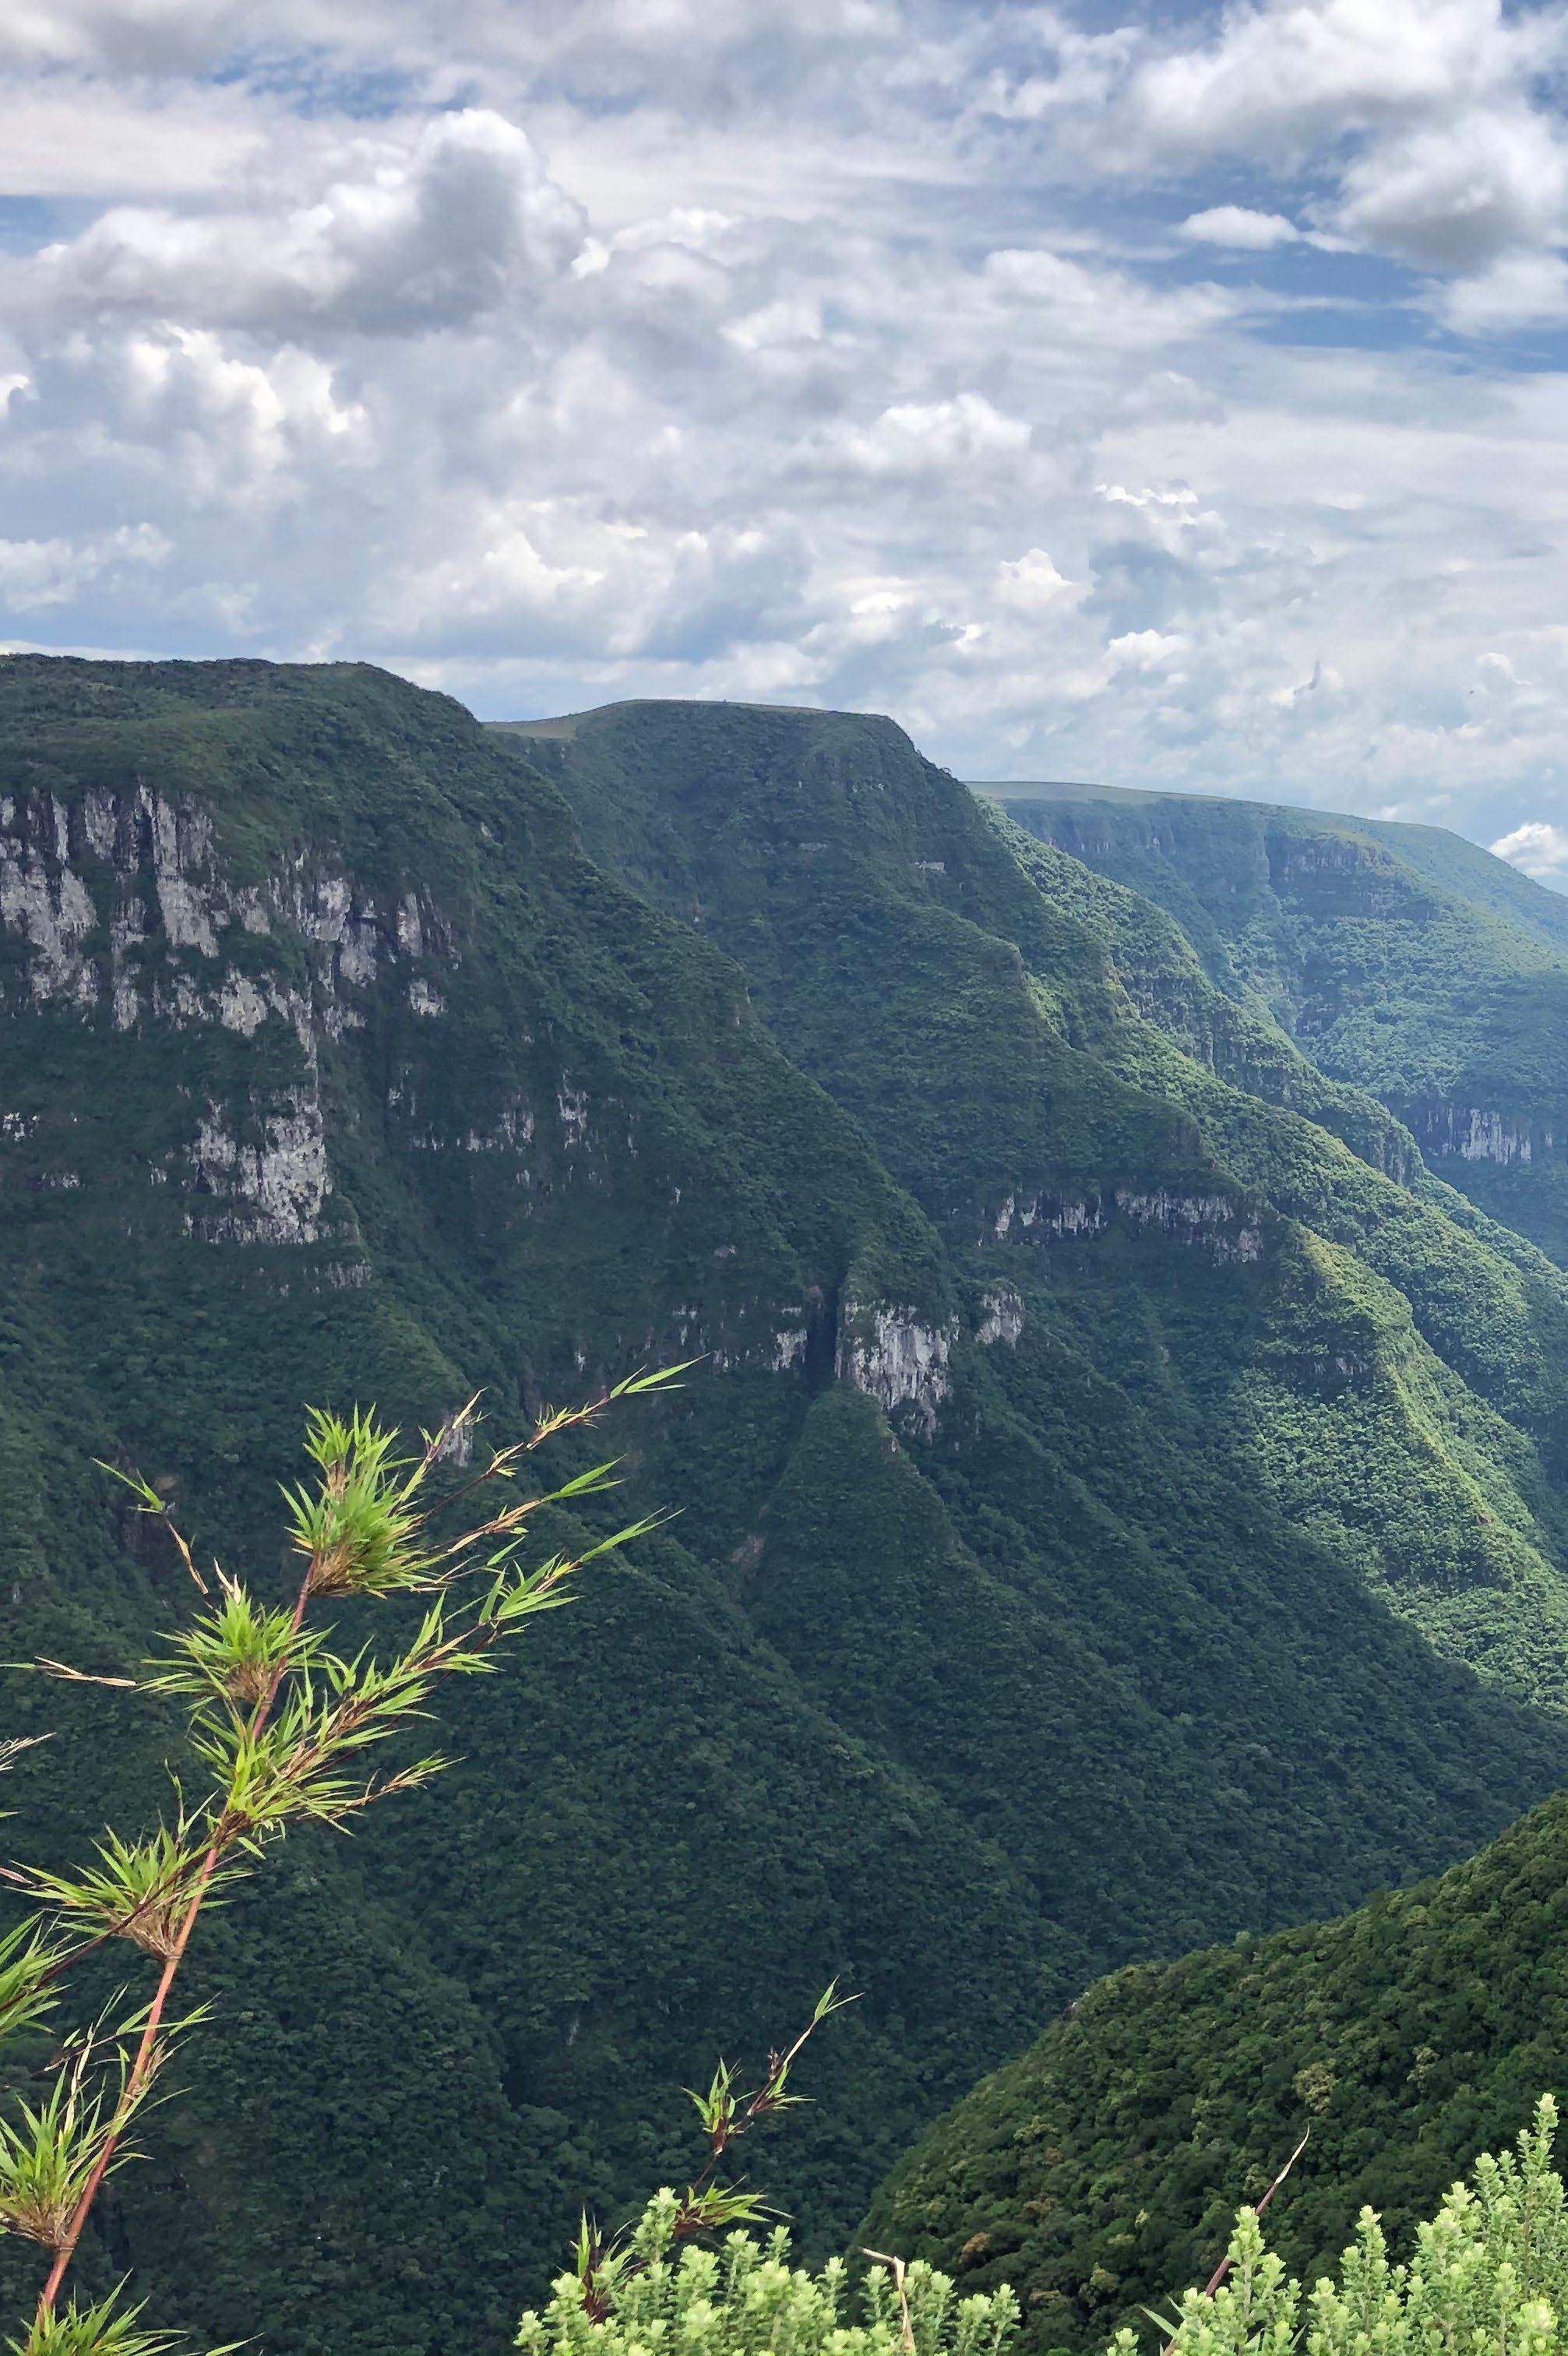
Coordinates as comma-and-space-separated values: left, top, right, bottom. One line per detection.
1, 658, 1566, 2354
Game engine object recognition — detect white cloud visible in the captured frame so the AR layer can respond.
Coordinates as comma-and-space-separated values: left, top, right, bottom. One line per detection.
0, 0, 248, 72
1441, 249, 1568, 330
816, 392, 1032, 478
981, 246, 1235, 345
30, 110, 585, 332
2, 0, 1568, 862
1105, 0, 1568, 320
1126, 0, 1547, 166
0, 524, 169, 611
0, 77, 270, 195
1490, 820, 1568, 876
1108, 628, 1187, 672
996, 548, 1076, 606
117, 327, 370, 497
0, 0, 910, 87
1179, 205, 1302, 248
1334, 104, 1568, 269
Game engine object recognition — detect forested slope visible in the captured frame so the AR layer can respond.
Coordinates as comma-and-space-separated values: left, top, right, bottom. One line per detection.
524, 700, 1568, 1706
0, 660, 1563, 2354
863, 1786, 1568, 2356
990, 783, 1568, 1263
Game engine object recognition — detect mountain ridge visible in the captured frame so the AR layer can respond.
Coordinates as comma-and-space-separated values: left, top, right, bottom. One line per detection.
0, 658, 1566, 2352
521, 697, 1568, 1705
972, 776, 1568, 945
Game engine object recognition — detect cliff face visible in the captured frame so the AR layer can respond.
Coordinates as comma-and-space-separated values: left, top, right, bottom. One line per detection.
4, 660, 1568, 2354
1403, 1100, 1558, 1168
0, 659, 999, 2347
0, 749, 943, 1377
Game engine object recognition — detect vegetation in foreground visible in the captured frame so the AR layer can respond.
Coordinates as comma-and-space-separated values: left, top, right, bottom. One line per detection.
517, 2101, 1568, 2356
0, 1377, 678, 2354
520, 2193, 1019, 2356
507, 2098, 1568, 2356
10, 1360, 1568, 2356
1140, 2100, 1568, 2356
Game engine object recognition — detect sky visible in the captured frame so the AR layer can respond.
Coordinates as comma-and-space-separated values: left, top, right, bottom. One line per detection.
6, 1, 1568, 880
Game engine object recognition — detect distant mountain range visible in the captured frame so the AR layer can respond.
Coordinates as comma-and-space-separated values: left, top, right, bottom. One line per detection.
979, 778, 1568, 1262
2, 661, 1567, 2354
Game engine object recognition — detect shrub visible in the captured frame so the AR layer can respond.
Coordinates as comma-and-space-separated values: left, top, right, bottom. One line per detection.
519, 2194, 1020, 2356
1129, 2096, 1568, 2356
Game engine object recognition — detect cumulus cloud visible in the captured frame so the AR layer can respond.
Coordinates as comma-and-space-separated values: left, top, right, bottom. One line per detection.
996, 548, 1076, 606
4, 0, 1568, 863
1099, 0, 1568, 319
814, 393, 1032, 478
1125, 0, 1546, 165
1333, 104, 1568, 269
1442, 248, 1568, 329
0, 524, 169, 610
1489, 820, 1568, 877
31, 110, 584, 332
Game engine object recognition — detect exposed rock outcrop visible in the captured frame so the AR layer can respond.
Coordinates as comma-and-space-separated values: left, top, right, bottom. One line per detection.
188, 1092, 329, 1246
1410, 1103, 1559, 1169
836, 1296, 955, 1435
992, 1186, 1262, 1261
977, 1285, 1024, 1346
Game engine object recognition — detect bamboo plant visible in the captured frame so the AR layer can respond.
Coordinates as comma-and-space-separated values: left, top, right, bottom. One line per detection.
0, 1370, 685, 2356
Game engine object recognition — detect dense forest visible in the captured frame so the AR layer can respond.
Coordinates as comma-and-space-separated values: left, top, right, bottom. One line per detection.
2, 658, 1568, 2352
865, 1785, 1568, 2356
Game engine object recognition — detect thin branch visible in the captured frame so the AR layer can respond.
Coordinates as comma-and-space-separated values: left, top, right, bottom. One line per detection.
34, 1571, 313, 2319
30, 1377, 675, 2323
1160, 2133, 1310, 2354
864, 2252, 917, 2354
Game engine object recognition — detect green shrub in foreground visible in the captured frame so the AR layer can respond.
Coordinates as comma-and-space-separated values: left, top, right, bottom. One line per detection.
1133, 2096, 1567, 2356
520, 2100, 1568, 2356
519, 2191, 1020, 2356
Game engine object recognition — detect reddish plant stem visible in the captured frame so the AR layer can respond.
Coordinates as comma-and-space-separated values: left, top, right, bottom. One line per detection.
37, 1841, 220, 2314
36, 1574, 314, 2322
1159, 2133, 1309, 2356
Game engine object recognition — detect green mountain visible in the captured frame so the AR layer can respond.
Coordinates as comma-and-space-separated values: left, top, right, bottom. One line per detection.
987, 783, 1568, 1264
2, 661, 1568, 2354
526, 700, 1568, 1706
862, 1783, 1568, 2356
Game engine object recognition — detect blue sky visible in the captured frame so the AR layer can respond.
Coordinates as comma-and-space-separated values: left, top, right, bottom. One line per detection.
5, 0, 1568, 884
